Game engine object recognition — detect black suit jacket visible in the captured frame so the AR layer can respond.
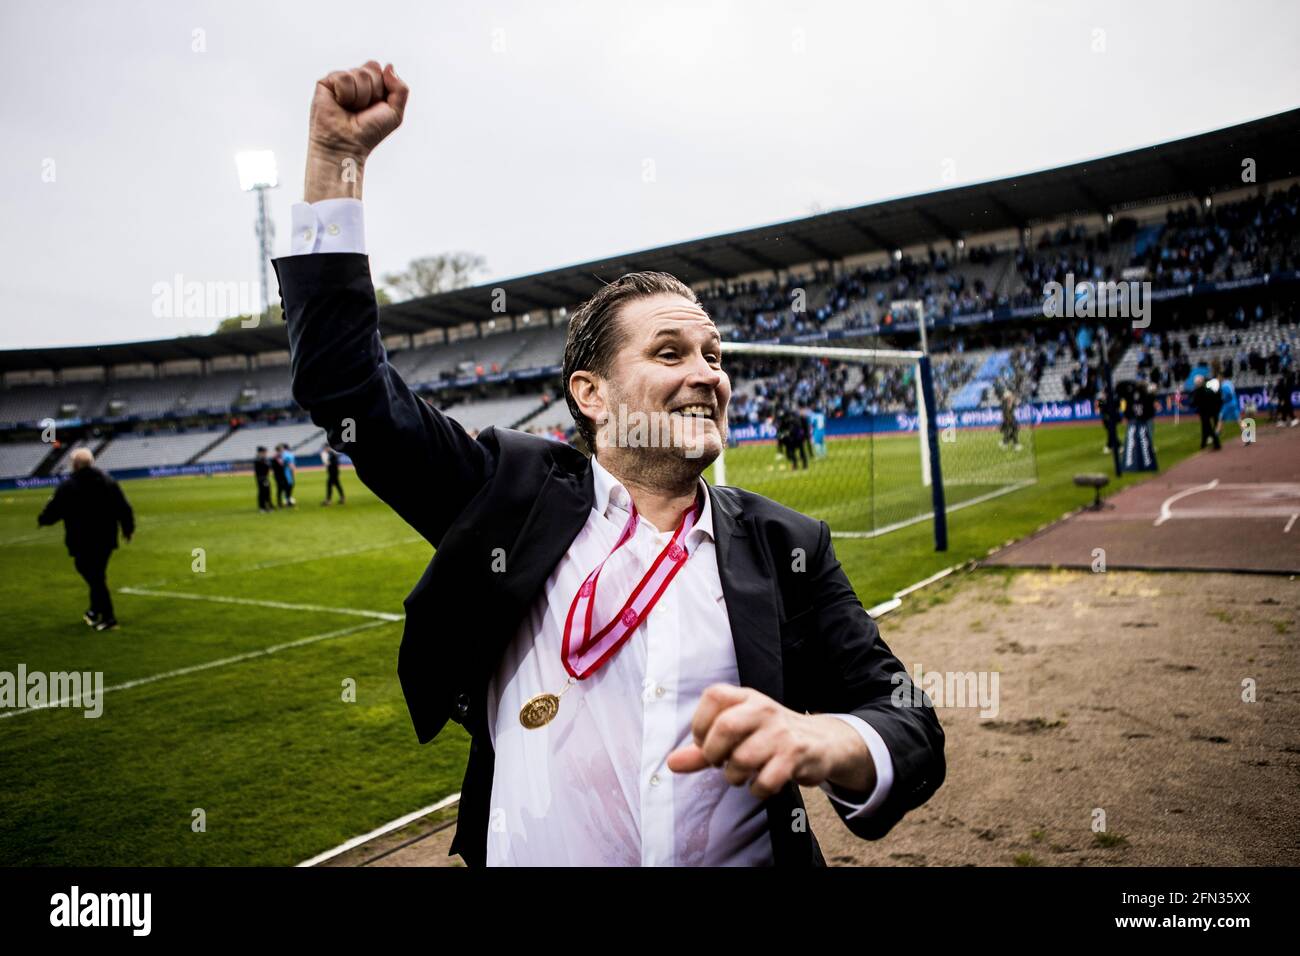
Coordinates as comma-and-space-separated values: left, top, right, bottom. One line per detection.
275, 253, 945, 867
38, 466, 135, 556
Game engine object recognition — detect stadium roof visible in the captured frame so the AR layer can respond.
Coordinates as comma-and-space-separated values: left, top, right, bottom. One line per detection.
4, 107, 1298, 374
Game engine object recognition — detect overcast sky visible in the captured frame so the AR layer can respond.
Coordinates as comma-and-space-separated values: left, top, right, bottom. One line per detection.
1, 0, 1297, 350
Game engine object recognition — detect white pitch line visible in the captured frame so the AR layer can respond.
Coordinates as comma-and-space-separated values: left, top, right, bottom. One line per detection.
0, 619, 392, 720
1154, 479, 1219, 527
297, 792, 463, 868
832, 480, 1037, 539
118, 587, 404, 621
129, 535, 424, 589
1286, 514, 1298, 534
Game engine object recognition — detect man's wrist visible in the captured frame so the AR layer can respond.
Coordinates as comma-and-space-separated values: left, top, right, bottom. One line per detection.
305, 144, 366, 202
814, 713, 876, 794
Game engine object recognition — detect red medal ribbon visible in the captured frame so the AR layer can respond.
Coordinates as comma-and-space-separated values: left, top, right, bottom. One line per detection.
561, 494, 700, 680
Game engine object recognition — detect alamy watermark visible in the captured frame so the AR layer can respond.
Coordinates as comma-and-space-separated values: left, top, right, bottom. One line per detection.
151, 273, 261, 324
892, 664, 1000, 718
1, 665, 104, 718
1042, 273, 1152, 329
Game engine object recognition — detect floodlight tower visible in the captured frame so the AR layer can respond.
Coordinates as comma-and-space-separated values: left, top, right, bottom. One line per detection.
235, 150, 279, 320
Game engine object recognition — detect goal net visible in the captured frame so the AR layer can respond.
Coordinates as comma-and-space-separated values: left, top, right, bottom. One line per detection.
713, 336, 1038, 548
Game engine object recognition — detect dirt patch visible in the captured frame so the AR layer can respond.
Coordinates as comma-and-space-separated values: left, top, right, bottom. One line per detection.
800, 568, 1300, 866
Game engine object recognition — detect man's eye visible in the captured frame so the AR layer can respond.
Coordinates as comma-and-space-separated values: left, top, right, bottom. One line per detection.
658, 350, 678, 360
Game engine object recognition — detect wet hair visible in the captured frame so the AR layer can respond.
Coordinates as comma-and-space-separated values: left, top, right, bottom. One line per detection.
561, 272, 699, 451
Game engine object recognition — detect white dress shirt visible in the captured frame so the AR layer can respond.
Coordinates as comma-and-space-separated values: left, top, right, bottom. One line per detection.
290, 200, 895, 865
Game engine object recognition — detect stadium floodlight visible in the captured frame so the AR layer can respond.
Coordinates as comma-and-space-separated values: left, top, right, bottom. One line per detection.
235, 150, 279, 322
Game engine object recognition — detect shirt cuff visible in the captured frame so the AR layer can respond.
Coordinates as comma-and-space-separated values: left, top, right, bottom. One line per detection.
290, 199, 366, 255
818, 713, 895, 819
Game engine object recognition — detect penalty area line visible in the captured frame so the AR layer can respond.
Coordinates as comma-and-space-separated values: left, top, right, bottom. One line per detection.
831, 479, 1037, 540
118, 587, 404, 621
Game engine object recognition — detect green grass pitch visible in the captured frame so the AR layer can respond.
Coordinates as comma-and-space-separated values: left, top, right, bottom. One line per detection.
0, 417, 1228, 865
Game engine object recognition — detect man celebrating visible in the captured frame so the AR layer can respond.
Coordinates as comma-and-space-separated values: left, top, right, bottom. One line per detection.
37, 448, 134, 631
276, 61, 944, 866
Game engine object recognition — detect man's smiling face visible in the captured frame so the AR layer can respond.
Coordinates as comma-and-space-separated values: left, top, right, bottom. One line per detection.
596, 292, 731, 468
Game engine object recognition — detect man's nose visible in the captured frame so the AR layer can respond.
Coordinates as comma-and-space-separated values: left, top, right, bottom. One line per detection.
684, 355, 723, 389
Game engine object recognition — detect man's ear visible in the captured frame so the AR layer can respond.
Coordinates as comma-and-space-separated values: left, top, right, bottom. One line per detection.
569, 370, 608, 431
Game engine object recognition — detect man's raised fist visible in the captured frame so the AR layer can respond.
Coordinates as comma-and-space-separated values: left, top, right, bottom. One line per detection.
308, 60, 409, 161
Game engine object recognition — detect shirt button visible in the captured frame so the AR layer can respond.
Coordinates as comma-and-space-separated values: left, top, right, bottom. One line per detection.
301, 228, 313, 242
326, 223, 341, 236
655, 686, 665, 698
649, 773, 661, 786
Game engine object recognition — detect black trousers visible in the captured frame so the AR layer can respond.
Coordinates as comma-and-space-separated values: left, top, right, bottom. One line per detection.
1199, 413, 1221, 449
325, 469, 345, 501
73, 549, 114, 620
257, 479, 273, 510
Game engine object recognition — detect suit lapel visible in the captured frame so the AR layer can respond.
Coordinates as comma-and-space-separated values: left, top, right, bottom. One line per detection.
710, 484, 784, 703
500, 462, 594, 608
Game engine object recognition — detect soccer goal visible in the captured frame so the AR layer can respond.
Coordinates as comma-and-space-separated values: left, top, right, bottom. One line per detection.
714, 337, 1038, 550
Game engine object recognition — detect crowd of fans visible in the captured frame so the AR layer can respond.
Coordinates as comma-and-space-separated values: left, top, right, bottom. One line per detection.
698, 188, 1299, 349
1133, 186, 1300, 290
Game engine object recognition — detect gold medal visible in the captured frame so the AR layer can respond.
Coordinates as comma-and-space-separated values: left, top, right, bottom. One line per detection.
519, 693, 560, 728
520, 677, 576, 729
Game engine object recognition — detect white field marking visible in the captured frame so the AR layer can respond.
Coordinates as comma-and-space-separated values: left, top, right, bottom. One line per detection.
0, 531, 50, 547
832, 480, 1036, 540
1286, 514, 1298, 534
895, 565, 955, 599
1154, 479, 1219, 527
1151, 507, 1300, 520
297, 791, 463, 868
0, 619, 391, 720
118, 587, 404, 621
129, 536, 424, 589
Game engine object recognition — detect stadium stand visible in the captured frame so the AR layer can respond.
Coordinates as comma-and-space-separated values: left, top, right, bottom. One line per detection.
1, 112, 1297, 484
196, 421, 325, 465
442, 394, 549, 433
93, 428, 232, 472
0, 441, 52, 479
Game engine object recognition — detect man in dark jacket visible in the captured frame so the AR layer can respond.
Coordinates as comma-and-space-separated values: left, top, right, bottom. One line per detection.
1190, 375, 1222, 450
37, 448, 135, 631
321, 446, 346, 505
269, 444, 291, 507
254, 446, 274, 511
272, 58, 944, 867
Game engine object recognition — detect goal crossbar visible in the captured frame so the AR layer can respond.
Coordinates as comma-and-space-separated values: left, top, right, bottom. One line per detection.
724, 342, 923, 365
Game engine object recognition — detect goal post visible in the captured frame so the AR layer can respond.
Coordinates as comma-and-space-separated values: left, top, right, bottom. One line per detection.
714, 336, 1037, 551
715, 341, 950, 551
